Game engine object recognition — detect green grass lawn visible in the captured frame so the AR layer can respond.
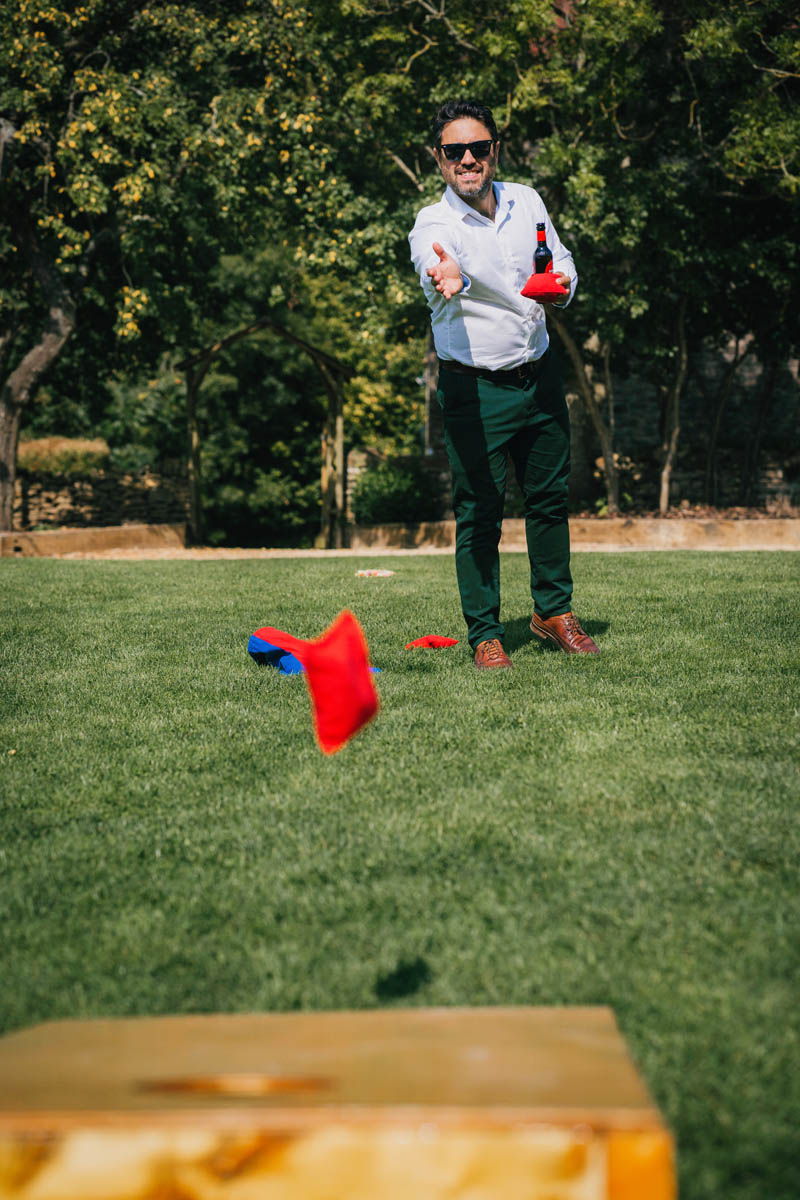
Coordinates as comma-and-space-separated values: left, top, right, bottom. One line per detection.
2, 551, 799, 1199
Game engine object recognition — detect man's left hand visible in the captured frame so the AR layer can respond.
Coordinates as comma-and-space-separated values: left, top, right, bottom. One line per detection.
539, 272, 571, 305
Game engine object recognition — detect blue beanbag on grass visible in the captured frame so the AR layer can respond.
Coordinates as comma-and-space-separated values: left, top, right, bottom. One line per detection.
248, 633, 305, 675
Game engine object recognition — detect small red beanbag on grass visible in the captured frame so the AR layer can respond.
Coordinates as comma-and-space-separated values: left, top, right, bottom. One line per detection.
405, 635, 460, 649
252, 610, 379, 755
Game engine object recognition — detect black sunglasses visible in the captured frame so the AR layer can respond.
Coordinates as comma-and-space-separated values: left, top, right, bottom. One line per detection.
439, 139, 497, 162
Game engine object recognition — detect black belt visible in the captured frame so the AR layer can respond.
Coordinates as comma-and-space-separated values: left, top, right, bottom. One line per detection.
437, 351, 547, 386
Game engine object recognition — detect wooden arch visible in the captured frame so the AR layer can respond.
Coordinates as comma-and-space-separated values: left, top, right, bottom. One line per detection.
178, 316, 353, 548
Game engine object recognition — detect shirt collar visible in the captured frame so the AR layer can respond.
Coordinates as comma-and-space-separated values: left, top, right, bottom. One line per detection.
444, 182, 514, 223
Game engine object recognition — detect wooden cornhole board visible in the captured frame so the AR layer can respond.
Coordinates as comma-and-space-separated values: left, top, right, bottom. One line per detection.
0, 1006, 675, 1199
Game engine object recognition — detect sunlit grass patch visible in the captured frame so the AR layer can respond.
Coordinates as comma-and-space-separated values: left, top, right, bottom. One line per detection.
1, 551, 799, 1200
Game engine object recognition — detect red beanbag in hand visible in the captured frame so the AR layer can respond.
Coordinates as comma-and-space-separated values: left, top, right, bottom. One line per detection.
251, 610, 379, 755
520, 271, 568, 302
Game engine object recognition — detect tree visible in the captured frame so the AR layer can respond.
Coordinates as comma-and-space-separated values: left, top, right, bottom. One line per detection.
499, 0, 799, 512
0, 0, 352, 529
5, 0, 798, 538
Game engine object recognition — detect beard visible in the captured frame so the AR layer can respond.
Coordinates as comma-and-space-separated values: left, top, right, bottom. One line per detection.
453, 175, 493, 200
449, 158, 497, 203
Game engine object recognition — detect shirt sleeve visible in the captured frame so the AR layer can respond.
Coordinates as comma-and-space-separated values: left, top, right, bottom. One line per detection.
408, 215, 470, 303
541, 205, 578, 308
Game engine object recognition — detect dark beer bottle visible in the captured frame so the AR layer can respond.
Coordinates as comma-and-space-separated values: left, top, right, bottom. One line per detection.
533, 222, 552, 274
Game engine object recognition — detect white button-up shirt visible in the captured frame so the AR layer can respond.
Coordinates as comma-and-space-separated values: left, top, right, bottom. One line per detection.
408, 181, 577, 370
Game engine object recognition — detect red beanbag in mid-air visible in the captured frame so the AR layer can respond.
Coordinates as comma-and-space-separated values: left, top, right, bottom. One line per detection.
251, 610, 379, 755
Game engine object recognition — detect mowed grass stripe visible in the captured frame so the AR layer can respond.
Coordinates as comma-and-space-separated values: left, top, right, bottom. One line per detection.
1, 551, 799, 1200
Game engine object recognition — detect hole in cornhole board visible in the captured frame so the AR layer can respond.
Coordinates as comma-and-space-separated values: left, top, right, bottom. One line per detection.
140, 1074, 332, 1097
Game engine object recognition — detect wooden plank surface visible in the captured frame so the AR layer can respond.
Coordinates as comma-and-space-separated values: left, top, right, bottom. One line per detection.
0, 1007, 663, 1131
0, 1009, 675, 1199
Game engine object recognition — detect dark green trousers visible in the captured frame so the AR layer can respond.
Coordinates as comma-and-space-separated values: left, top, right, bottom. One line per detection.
437, 348, 573, 649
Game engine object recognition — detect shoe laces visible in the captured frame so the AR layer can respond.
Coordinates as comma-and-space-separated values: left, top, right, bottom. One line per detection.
562, 612, 581, 635
482, 639, 505, 660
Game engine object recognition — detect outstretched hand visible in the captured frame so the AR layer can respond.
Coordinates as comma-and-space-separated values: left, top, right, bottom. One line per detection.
426, 242, 463, 300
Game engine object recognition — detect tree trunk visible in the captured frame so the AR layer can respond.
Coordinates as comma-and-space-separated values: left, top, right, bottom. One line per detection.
659, 296, 688, 516
0, 397, 23, 532
602, 341, 615, 448
703, 336, 751, 506
184, 359, 211, 545
334, 380, 345, 549
741, 359, 778, 506
0, 279, 76, 529
564, 389, 596, 509
316, 361, 345, 549
548, 313, 620, 515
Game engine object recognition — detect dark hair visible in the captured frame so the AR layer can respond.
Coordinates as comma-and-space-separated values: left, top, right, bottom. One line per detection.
431, 100, 499, 147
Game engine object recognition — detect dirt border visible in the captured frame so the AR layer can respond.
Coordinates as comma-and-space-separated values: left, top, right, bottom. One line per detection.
3, 517, 799, 559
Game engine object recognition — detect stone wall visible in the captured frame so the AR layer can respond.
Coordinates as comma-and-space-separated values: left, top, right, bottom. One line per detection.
347, 442, 797, 522
13, 470, 189, 530
373, 342, 800, 517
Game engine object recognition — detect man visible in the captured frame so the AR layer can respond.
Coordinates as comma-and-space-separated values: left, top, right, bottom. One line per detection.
408, 98, 599, 669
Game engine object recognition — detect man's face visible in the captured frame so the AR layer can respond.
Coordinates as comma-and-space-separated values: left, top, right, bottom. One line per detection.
436, 117, 498, 205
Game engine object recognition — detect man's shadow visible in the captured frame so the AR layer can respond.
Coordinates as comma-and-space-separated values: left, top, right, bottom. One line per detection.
503, 615, 609, 654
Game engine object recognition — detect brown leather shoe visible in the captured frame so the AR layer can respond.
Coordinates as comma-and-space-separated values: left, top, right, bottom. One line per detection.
474, 639, 513, 669
530, 611, 600, 654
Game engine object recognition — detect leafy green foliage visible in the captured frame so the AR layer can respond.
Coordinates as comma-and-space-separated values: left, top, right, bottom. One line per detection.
3, 3, 271, 329
100, 362, 187, 473
350, 457, 441, 525
197, 350, 324, 548
3, 0, 799, 539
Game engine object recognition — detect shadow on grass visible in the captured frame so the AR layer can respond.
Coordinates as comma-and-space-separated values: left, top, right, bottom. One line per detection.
503, 615, 610, 655
374, 956, 433, 1001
